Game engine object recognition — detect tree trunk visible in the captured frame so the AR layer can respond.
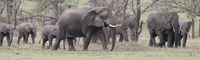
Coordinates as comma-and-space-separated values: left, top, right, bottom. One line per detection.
132, 0, 141, 42
7, 0, 13, 24
192, 18, 195, 38
198, 19, 200, 37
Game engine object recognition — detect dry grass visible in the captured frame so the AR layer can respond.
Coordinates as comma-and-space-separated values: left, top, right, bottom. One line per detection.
0, 30, 200, 60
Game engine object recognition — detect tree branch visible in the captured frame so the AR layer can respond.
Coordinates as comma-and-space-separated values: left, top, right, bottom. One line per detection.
141, 0, 160, 14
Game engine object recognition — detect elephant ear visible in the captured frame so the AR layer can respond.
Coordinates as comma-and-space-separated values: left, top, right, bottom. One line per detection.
82, 7, 105, 34
51, 27, 58, 36
186, 21, 192, 33
82, 8, 105, 27
25, 24, 31, 33
0, 26, 7, 34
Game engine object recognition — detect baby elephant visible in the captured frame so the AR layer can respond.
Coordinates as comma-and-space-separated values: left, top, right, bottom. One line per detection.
18, 22, 37, 44
40, 25, 66, 49
0, 23, 13, 46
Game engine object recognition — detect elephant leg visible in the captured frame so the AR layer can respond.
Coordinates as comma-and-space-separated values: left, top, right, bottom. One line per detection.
47, 37, 53, 49
91, 36, 97, 43
0, 34, 3, 46
17, 36, 22, 44
41, 39, 48, 49
31, 33, 35, 44
122, 31, 129, 42
83, 29, 93, 51
67, 37, 76, 51
63, 38, 66, 50
6, 35, 11, 46
157, 32, 165, 47
52, 26, 65, 51
96, 29, 108, 51
24, 33, 29, 44
118, 34, 123, 42
149, 34, 156, 47
167, 31, 174, 47
23, 36, 26, 44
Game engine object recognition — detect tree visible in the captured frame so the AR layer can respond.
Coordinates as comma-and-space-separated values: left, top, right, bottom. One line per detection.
34, 0, 79, 24
13, 0, 22, 29
6, 0, 13, 24
0, 0, 6, 14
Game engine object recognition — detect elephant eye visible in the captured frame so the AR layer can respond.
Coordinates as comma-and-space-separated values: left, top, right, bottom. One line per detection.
103, 15, 108, 19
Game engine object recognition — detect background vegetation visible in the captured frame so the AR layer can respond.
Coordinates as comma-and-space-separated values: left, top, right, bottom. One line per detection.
0, 0, 200, 60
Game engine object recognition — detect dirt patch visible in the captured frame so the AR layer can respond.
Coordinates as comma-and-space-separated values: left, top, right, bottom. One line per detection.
114, 42, 155, 51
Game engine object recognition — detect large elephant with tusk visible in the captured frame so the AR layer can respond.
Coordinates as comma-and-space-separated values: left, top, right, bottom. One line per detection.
51, 7, 121, 51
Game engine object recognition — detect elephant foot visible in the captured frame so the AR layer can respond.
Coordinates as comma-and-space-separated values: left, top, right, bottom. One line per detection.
47, 46, 51, 49
52, 48, 57, 51
41, 46, 46, 49
68, 47, 76, 51
8, 45, 11, 46
83, 49, 88, 51
51, 46, 58, 51
32, 41, 35, 44
103, 49, 108, 51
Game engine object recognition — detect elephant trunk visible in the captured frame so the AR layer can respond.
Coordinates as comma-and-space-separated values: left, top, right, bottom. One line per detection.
9, 32, 13, 46
110, 27, 116, 51
182, 33, 187, 47
173, 19, 180, 48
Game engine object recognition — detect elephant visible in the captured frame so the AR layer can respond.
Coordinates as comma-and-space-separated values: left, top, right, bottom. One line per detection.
40, 25, 67, 49
178, 19, 192, 47
113, 12, 129, 42
147, 11, 180, 48
17, 22, 37, 44
51, 7, 121, 51
0, 23, 13, 46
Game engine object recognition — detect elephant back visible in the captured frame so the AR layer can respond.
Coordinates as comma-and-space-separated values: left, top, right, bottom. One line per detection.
147, 11, 179, 31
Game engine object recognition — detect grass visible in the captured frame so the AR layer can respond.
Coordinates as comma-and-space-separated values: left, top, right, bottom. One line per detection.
1, 0, 200, 60
0, 35, 200, 60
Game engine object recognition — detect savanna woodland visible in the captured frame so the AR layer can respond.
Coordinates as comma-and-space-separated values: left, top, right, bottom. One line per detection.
0, 0, 200, 60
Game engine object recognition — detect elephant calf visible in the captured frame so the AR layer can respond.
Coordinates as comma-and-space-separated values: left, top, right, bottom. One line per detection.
17, 22, 37, 44
178, 19, 192, 47
40, 25, 66, 49
0, 23, 13, 46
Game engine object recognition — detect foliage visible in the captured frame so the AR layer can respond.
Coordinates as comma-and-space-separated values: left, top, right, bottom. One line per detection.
33, 0, 79, 17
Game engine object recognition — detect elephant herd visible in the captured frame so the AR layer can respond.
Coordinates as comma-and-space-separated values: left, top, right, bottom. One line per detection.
0, 7, 192, 51
0, 22, 37, 46
147, 11, 192, 48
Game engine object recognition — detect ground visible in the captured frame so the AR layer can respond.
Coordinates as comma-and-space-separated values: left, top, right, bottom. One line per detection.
1, 0, 200, 60
0, 28, 200, 60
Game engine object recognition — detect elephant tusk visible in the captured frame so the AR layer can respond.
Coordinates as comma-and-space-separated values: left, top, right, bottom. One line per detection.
109, 24, 121, 27
109, 24, 118, 27
116, 24, 122, 27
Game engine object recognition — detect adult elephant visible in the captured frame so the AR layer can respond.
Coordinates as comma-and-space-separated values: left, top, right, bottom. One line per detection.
17, 22, 37, 44
40, 25, 67, 49
0, 23, 13, 46
51, 7, 120, 51
147, 11, 180, 48
90, 12, 130, 43
178, 19, 192, 47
